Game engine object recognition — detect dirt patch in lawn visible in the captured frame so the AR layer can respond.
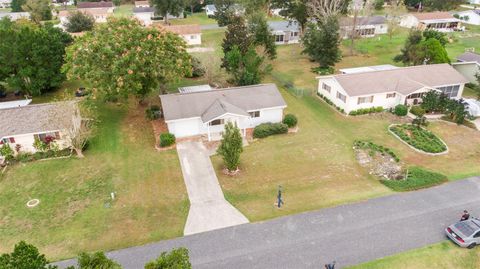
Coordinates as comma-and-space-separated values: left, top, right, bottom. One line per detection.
355, 149, 405, 180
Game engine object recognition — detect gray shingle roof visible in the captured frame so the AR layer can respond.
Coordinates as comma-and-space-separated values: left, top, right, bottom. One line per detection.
133, 7, 155, 13
457, 52, 480, 64
77, 1, 113, 8
339, 16, 386, 26
160, 84, 287, 122
268, 21, 300, 32
330, 64, 469, 97
0, 102, 78, 139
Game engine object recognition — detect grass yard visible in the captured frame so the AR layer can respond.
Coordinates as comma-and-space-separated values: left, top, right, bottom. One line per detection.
170, 12, 216, 25
113, 4, 133, 17
211, 37, 480, 222
348, 241, 480, 269
0, 99, 188, 261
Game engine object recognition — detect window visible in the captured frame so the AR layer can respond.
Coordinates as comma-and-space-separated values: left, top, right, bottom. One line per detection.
190, 35, 196, 39
1, 137, 14, 144
322, 83, 331, 93
407, 93, 424, 99
436, 85, 460, 98
474, 231, 480, 238
210, 119, 224, 126
35, 132, 59, 143
275, 34, 284, 42
290, 31, 298, 37
357, 96, 374, 104
336, 91, 346, 103
249, 111, 260, 118
386, 93, 396, 98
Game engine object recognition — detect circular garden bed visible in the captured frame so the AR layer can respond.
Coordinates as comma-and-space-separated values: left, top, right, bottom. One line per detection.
388, 124, 447, 154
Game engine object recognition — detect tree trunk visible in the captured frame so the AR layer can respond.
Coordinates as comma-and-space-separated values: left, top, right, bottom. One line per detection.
350, 10, 358, 56
191, 5, 193, 14
74, 148, 85, 158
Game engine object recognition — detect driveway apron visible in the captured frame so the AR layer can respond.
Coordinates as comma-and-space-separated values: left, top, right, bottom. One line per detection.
176, 141, 249, 235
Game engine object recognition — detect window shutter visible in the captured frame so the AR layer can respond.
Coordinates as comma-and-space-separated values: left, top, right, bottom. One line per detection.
9, 137, 15, 143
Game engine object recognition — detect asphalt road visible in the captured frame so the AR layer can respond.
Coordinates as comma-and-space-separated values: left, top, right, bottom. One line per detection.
55, 176, 480, 269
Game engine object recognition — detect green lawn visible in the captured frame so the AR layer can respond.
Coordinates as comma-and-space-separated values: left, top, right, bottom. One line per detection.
170, 12, 216, 25
349, 241, 480, 269
0, 100, 188, 261
113, 4, 133, 18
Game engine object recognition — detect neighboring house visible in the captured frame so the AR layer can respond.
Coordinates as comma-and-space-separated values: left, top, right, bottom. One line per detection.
454, 10, 480, 26
178, 85, 213, 94
135, 0, 150, 8
452, 51, 480, 85
59, 8, 113, 24
205, 4, 216, 17
316, 64, 469, 114
339, 64, 399, 74
268, 21, 300, 45
0, 0, 11, 8
160, 84, 287, 141
339, 16, 388, 39
161, 24, 202, 46
0, 102, 81, 154
469, 0, 480, 4
77, 1, 114, 11
400, 12, 463, 32
133, 7, 155, 26
0, 12, 30, 21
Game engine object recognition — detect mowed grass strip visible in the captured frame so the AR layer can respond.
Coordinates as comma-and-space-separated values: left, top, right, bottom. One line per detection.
0, 102, 188, 261
348, 241, 480, 269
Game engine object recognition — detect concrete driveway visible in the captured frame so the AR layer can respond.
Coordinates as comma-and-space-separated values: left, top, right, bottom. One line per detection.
176, 141, 248, 235
54, 176, 480, 269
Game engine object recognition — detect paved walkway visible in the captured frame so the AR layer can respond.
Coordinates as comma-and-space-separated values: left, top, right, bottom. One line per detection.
55, 176, 480, 269
176, 141, 248, 235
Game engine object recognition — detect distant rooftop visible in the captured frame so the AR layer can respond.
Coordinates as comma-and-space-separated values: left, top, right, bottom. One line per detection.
133, 7, 155, 13
339, 16, 386, 26
412, 11, 459, 22
268, 21, 300, 32
0, 99, 32, 110
77, 1, 113, 9
457, 51, 480, 64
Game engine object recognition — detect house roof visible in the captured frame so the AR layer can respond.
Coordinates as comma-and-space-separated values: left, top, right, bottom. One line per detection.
326, 64, 469, 97
133, 7, 155, 13
339, 64, 399, 74
77, 1, 113, 9
160, 24, 201, 35
0, 102, 78, 139
457, 52, 480, 64
205, 4, 216, 12
160, 84, 287, 122
268, 20, 300, 32
178, 85, 212, 94
339, 16, 386, 26
58, 8, 111, 17
0, 99, 32, 110
412, 12, 458, 22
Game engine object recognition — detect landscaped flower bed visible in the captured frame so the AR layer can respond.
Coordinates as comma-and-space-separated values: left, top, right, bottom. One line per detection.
389, 124, 447, 154
380, 167, 447, 192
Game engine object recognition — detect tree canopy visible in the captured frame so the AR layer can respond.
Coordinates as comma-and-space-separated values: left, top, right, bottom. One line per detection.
0, 19, 72, 96
151, 0, 185, 23
302, 17, 341, 72
63, 18, 192, 101
65, 11, 95, 33
247, 12, 276, 59
404, 0, 465, 11
22, 0, 52, 23
224, 45, 271, 85
0, 241, 57, 269
10, 0, 26, 12
145, 248, 192, 269
213, 0, 240, 26
75, 252, 121, 269
394, 29, 450, 65
271, 0, 308, 33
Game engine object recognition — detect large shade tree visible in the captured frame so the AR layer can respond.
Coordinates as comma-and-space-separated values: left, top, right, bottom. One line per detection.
63, 18, 192, 101
0, 19, 72, 96
22, 0, 52, 23
0, 241, 57, 269
151, 0, 185, 24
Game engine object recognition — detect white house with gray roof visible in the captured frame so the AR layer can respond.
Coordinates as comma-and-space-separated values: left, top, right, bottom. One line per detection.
268, 21, 300, 45
339, 16, 388, 39
0, 102, 81, 154
452, 51, 480, 85
160, 84, 287, 141
317, 64, 469, 114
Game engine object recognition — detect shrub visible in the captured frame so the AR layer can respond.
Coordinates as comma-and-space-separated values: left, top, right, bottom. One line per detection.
283, 114, 298, 128
394, 104, 408, 116
217, 122, 243, 172
189, 57, 206, 78
145, 105, 161, 120
253, 122, 288, 138
410, 105, 425, 117
159, 133, 175, 147
65, 11, 95, 33
0, 144, 14, 160
349, 107, 384, 116
353, 140, 399, 162
381, 167, 447, 191
145, 247, 191, 269
389, 124, 447, 153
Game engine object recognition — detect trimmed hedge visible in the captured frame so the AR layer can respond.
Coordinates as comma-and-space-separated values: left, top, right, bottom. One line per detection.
410, 105, 425, 117
349, 106, 384, 116
389, 124, 447, 153
381, 167, 447, 191
393, 104, 408, 116
159, 133, 176, 147
353, 140, 400, 162
317, 92, 345, 114
283, 114, 298, 128
253, 123, 288, 138
145, 105, 161, 120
